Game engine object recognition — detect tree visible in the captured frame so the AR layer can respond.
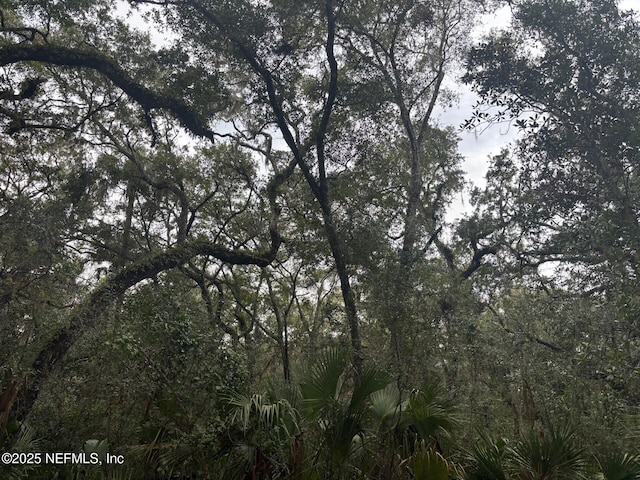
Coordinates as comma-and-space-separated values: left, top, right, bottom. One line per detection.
0, 0, 501, 459
461, 1, 640, 430
463, 0, 640, 293
0, 0, 292, 433
0, 137, 84, 440
338, 0, 478, 381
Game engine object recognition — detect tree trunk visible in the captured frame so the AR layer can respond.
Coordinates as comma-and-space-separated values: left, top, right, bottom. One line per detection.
10, 239, 279, 427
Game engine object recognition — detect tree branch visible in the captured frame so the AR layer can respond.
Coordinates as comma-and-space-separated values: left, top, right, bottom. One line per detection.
16, 237, 279, 424
0, 43, 216, 140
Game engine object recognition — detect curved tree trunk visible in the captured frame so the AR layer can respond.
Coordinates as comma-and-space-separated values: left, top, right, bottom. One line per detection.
4, 238, 280, 432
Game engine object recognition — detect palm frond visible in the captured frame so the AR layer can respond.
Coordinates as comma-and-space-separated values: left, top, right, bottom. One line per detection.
1, 423, 43, 480
464, 433, 509, 480
510, 425, 588, 480
348, 366, 393, 414
370, 385, 401, 429
404, 381, 458, 442
227, 391, 298, 433
10, 423, 42, 453
403, 441, 457, 480
300, 348, 347, 417
597, 452, 640, 480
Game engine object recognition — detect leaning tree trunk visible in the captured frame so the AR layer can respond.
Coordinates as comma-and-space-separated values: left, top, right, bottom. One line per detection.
1, 239, 280, 434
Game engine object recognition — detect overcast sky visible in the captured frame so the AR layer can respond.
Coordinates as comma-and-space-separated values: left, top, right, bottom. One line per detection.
437, 5, 514, 219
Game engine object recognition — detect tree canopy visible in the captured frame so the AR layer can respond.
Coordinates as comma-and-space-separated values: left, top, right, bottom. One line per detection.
2, 0, 640, 478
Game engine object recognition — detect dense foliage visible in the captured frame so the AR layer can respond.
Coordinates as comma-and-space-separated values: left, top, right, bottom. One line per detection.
1, 0, 639, 478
